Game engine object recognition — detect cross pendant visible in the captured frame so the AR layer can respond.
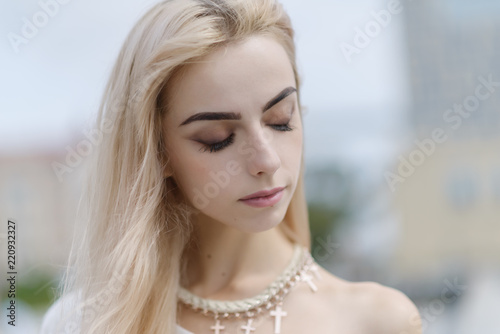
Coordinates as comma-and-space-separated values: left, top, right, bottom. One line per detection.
300, 271, 318, 292
270, 304, 287, 334
210, 319, 225, 334
310, 263, 322, 280
241, 318, 256, 334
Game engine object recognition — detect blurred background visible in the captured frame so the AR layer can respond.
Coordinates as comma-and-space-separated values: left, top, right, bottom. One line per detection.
1, 0, 499, 333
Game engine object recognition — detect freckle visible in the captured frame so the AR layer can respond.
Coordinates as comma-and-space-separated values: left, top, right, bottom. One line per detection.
207, 254, 212, 259
221, 272, 226, 277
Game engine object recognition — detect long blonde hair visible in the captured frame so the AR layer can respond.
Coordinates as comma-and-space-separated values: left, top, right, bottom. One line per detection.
59, 0, 310, 333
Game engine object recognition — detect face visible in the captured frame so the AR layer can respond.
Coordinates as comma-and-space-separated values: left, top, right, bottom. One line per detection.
161, 34, 303, 233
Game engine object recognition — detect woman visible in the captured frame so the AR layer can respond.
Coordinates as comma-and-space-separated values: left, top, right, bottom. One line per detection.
40, 0, 423, 333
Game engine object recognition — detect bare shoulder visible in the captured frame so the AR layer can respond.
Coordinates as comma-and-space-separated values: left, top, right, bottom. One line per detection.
315, 266, 423, 334
351, 280, 422, 334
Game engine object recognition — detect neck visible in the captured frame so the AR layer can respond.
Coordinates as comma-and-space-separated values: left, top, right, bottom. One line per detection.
182, 214, 295, 300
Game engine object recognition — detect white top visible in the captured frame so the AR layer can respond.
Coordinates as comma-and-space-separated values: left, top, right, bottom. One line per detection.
39, 290, 194, 334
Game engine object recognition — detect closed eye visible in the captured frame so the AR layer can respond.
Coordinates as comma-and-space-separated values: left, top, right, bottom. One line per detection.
199, 121, 294, 153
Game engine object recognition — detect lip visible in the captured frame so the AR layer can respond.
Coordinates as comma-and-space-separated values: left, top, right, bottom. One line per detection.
238, 186, 286, 208
239, 186, 286, 200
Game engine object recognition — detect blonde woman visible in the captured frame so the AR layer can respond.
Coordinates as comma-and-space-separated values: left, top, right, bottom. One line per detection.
40, 0, 423, 333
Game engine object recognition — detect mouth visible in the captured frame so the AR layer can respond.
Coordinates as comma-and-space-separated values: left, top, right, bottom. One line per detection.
239, 186, 286, 201
238, 186, 286, 208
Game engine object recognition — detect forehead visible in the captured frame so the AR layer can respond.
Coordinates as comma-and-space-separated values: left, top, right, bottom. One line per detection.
165, 35, 296, 121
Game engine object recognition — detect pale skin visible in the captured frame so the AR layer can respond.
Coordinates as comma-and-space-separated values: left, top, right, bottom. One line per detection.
161, 34, 422, 333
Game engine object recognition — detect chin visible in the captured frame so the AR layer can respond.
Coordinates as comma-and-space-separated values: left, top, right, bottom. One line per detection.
239, 210, 287, 234
237, 224, 277, 234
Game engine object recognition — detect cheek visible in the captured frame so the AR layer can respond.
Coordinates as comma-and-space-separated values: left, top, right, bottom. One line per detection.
281, 127, 303, 174
172, 149, 234, 204
279, 126, 302, 157
173, 151, 205, 188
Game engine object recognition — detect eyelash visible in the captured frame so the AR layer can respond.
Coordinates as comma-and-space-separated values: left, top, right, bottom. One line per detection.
200, 122, 294, 153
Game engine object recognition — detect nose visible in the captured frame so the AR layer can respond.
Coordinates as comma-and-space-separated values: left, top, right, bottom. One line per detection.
244, 128, 281, 176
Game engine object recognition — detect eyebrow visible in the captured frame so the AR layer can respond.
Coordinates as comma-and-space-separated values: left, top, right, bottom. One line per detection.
178, 86, 297, 127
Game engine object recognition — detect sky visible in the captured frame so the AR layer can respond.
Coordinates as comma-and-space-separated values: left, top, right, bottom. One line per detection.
0, 0, 412, 167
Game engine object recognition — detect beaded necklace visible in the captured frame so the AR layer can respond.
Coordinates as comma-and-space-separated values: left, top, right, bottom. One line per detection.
177, 243, 321, 333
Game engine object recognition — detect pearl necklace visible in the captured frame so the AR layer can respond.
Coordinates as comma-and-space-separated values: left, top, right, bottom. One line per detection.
177, 243, 322, 334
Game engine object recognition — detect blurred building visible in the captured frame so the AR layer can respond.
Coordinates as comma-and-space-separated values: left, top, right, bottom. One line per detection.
0, 145, 85, 279
389, 0, 500, 280
404, 0, 500, 137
